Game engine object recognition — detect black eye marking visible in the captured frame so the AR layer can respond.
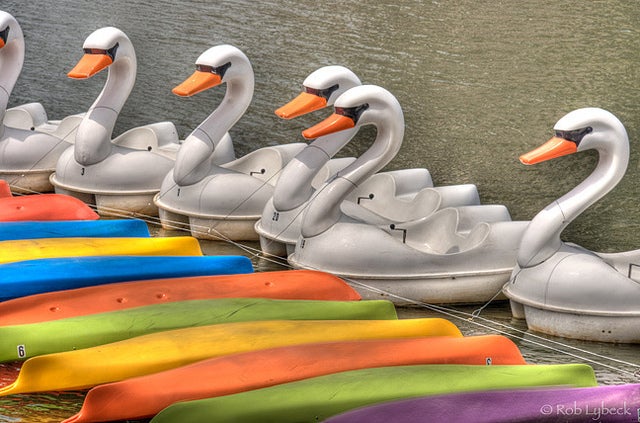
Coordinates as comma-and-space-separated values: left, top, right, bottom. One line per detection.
304, 84, 339, 100
196, 61, 232, 79
0, 26, 9, 45
555, 126, 593, 146
83, 43, 119, 61
335, 103, 369, 123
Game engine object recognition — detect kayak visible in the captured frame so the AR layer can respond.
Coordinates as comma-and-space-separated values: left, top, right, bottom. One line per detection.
322, 383, 640, 423
149, 364, 598, 423
0, 255, 253, 302
0, 298, 396, 362
0, 218, 150, 241
0, 180, 98, 221
0, 318, 461, 394
0, 269, 358, 325
0, 236, 202, 264
65, 335, 526, 423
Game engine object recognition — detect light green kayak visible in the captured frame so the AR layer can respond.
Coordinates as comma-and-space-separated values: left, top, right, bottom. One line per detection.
0, 298, 396, 362
150, 363, 597, 423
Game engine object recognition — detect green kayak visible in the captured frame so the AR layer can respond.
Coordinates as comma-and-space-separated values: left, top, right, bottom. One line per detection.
0, 298, 396, 362
150, 363, 597, 423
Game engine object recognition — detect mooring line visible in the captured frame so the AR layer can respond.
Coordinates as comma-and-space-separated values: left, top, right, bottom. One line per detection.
4, 185, 640, 379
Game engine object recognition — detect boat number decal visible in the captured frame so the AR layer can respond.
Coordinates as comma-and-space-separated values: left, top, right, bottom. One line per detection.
300, 239, 306, 248
272, 212, 279, 221
17, 344, 26, 359
485, 357, 492, 365
80, 167, 85, 175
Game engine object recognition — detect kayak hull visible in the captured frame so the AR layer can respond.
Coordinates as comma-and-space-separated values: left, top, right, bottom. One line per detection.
0, 192, 98, 221
0, 269, 357, 325
324, 384, 640, 423
0, 255, 253, 302
0, 236, 203, 264
66, 335, 526, 422
150, 364, 598, 423
0, 298, 397, 362
0, 318, 461, 393
0, 219, 150, 241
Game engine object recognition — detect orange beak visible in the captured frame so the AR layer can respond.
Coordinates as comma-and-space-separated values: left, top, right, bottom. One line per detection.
519, 136, 578, 165
275, 92, 327, 119
302, 113, 355, 140
68, 54, 113, 79
0, 39, 5, 49
172, 70, 222, 97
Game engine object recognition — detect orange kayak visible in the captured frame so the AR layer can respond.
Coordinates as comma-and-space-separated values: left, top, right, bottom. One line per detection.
64, 335, 525, 423
0, 181, 98, 221
0, 270, 361, 326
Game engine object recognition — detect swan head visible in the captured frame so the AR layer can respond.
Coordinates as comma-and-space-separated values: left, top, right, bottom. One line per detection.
172, 44, 253, 97
68, 27, 134, 79
0, 11, 22, 49
275, 65, 361, 119
301, 84, 403, 140
520, 107, 629, 166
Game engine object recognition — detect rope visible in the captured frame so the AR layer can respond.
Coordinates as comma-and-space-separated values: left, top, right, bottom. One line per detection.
4, 180, 640, 382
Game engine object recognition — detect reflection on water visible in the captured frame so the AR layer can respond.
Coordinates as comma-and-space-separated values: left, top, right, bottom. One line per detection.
1, 0, 640, 421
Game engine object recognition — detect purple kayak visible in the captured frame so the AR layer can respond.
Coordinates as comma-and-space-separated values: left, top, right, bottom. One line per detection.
325, 384, 640, 423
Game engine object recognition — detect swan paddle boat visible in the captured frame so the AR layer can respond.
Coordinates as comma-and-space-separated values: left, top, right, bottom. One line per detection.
503, 108, 640, 343
154, 44, 306, 241
0, 180, 98, 220
49, 27, 194, 216
0, 318, 460, 394
0, 235, 202, 265
0, 269, 357, 325
149, 363, 597, 423
324, 383, 640, 423
0, 11, 83, 193
256, 66, 505, 256
0, 298, 396, 362
0, 254, 252, 302
0, 217, 149, 240
288, 85, 529, 305
65, 335, 525, 423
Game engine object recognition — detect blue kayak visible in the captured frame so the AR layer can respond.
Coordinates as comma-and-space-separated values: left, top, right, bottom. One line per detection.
0, 255, 254, 301
0, 219, 150, 241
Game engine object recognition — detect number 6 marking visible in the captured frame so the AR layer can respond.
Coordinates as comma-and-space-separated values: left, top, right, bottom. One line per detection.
17, 344, 26, 358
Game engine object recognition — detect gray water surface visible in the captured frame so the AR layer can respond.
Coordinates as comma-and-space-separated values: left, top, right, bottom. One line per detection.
1, 1, 639, 421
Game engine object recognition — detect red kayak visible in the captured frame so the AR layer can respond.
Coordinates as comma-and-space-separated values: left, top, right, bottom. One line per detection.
0, 180, 98, 221
0, 270, 361, 326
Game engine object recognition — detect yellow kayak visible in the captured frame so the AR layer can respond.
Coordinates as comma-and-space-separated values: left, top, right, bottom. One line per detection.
0, 236, 203, 263
0, 318, 461, 394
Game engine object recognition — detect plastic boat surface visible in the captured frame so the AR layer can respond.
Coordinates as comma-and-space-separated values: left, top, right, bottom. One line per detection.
66, 335, 525, 422
0, 318, 460, 394
324, 383, 640, 423
0, 298, 396, 362
149, 364, 597, 423
0, 255, 253, 302
0, 236, 202, 264
0, 218, 149, 241
0, 269, 356, 325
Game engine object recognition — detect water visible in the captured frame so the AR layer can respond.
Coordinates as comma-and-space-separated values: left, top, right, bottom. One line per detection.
1, 0, 640, 421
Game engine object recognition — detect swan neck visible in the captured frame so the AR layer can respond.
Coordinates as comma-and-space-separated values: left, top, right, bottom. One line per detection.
273, 130, 356, 211
197, 74, 253, 147
172, 71, 254, 186
301, 114, 404, 238
75, 56, 136, 165
518, 142, 628, 267
0, 26, 24, 122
